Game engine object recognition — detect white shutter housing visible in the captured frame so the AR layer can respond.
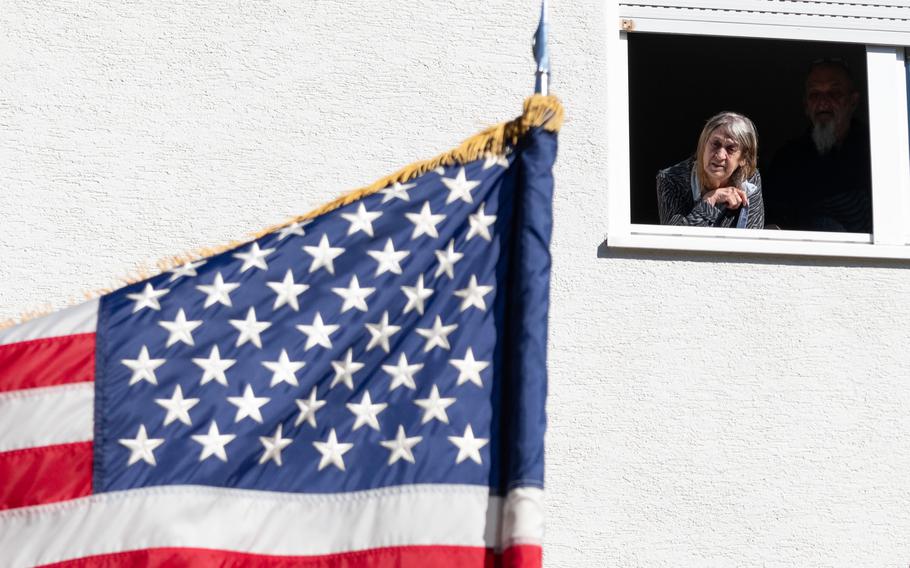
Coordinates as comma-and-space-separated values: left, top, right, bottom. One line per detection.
618, 1, 910, 44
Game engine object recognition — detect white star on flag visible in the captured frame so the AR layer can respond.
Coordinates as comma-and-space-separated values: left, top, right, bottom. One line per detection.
346, 391, 388, 431
259, 424, 293, 466
261, 349, 306, 387
303, 234, 345, 275
276, 219, 311, 240
450, 347, 490, 387
191, 421, 236, 462
448, 424, 489, 465
332, 275, 375, 313
341, 202, 382, 237
482, 153, 509, 169
330, 348, 364, 390
405, 201, 445, 240
118, 425, 164, 466
380, 425, 423, 465
196, 273, 241, 309
414, 385, 456, 424
416, 316, 458, 352
154, 385, 199, 426
266, 269, 309, 312
121, 345, 166, 386
191, 345, 236, 386
382, 353, 424, 391
227, 384, 270, 424
126, 283, 169, 313
313, 429, 353, 471
379, 181, 415, 203
158, 309, 203, 347
401, 274, 434, 315
467, 202, 496, 242
365, 311, 401, 353
296, 312, 340, 351
228, 307, 271, 348
168, 259, 206, 281
442, 167, 481, 204
367, 238, 410, 276
234, 242, 275, 273
434, 239, 464, 279
453, 275, 494, 312
294, 386, 326, 428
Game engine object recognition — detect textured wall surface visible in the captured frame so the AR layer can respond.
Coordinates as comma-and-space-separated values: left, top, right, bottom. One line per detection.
2, 1, 909, 565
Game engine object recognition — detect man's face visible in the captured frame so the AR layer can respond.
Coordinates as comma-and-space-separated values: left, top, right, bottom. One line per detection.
805, 65, 859, 142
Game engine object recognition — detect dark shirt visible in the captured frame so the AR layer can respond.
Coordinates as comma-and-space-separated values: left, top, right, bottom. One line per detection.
656, 157, 765, 229
766, 123, 872, 233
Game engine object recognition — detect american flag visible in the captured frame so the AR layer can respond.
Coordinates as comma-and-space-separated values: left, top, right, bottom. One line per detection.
0, 125, 555, 567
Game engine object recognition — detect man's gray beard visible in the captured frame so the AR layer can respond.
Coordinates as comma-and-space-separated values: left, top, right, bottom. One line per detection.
811, 120, 838, 155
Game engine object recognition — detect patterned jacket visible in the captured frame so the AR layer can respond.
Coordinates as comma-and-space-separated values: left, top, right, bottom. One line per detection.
656, 157, 765, 228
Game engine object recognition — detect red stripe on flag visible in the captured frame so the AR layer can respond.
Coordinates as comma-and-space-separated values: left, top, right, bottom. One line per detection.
0, 333, 95, 392
38, 545, 543, 567
0, 442, 93, 510
502, 543, 544, 567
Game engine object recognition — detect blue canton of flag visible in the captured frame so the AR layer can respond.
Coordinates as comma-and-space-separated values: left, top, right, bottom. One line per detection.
95, 120, 556, 491
97, 155, 515, 492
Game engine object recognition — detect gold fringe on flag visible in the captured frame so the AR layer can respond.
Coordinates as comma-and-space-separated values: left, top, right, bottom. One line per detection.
0, 95, 563, 330
253, 95, 563, 238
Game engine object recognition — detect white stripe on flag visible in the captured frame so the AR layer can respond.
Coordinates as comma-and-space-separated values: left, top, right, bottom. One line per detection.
500, 486, 546, 546
0, 383, 94, 452
0, 484, 543, 568
0, 299, 99, 345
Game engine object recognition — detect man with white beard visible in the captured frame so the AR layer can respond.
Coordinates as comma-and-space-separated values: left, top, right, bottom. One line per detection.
766, 60, 872, 232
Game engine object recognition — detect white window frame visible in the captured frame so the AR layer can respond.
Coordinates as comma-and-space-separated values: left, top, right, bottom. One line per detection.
604, 2, 910, 260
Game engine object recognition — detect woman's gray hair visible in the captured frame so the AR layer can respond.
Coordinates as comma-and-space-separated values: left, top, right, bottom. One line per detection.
694, 111, 758, 190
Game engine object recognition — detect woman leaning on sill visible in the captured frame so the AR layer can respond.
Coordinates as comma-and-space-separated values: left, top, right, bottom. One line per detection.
656, 111, 765, 229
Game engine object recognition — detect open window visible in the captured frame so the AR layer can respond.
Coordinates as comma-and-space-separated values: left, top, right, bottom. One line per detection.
605, 1, 910, 259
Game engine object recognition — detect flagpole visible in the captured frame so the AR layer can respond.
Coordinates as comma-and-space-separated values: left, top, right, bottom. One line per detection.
533, 0, 550, 95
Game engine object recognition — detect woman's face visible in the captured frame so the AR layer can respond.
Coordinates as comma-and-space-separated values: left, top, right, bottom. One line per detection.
701, 128, 743, 189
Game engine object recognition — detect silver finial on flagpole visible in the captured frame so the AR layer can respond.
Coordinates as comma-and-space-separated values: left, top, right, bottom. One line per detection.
533, 0, 550, 95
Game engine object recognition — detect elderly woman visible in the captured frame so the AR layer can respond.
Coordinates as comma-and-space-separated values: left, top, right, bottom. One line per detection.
657, 112, 764, 228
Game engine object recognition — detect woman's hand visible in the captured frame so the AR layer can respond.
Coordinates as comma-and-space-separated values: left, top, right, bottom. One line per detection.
703, 186, 749, 209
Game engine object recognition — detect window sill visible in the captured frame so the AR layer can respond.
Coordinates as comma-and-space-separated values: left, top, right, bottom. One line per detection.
605, 225, 910, 260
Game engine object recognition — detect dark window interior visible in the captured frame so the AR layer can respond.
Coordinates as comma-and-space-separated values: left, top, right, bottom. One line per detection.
628, 33, 868, 225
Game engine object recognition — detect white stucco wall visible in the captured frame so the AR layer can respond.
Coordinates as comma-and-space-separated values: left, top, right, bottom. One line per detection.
2, 1, 909, 565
